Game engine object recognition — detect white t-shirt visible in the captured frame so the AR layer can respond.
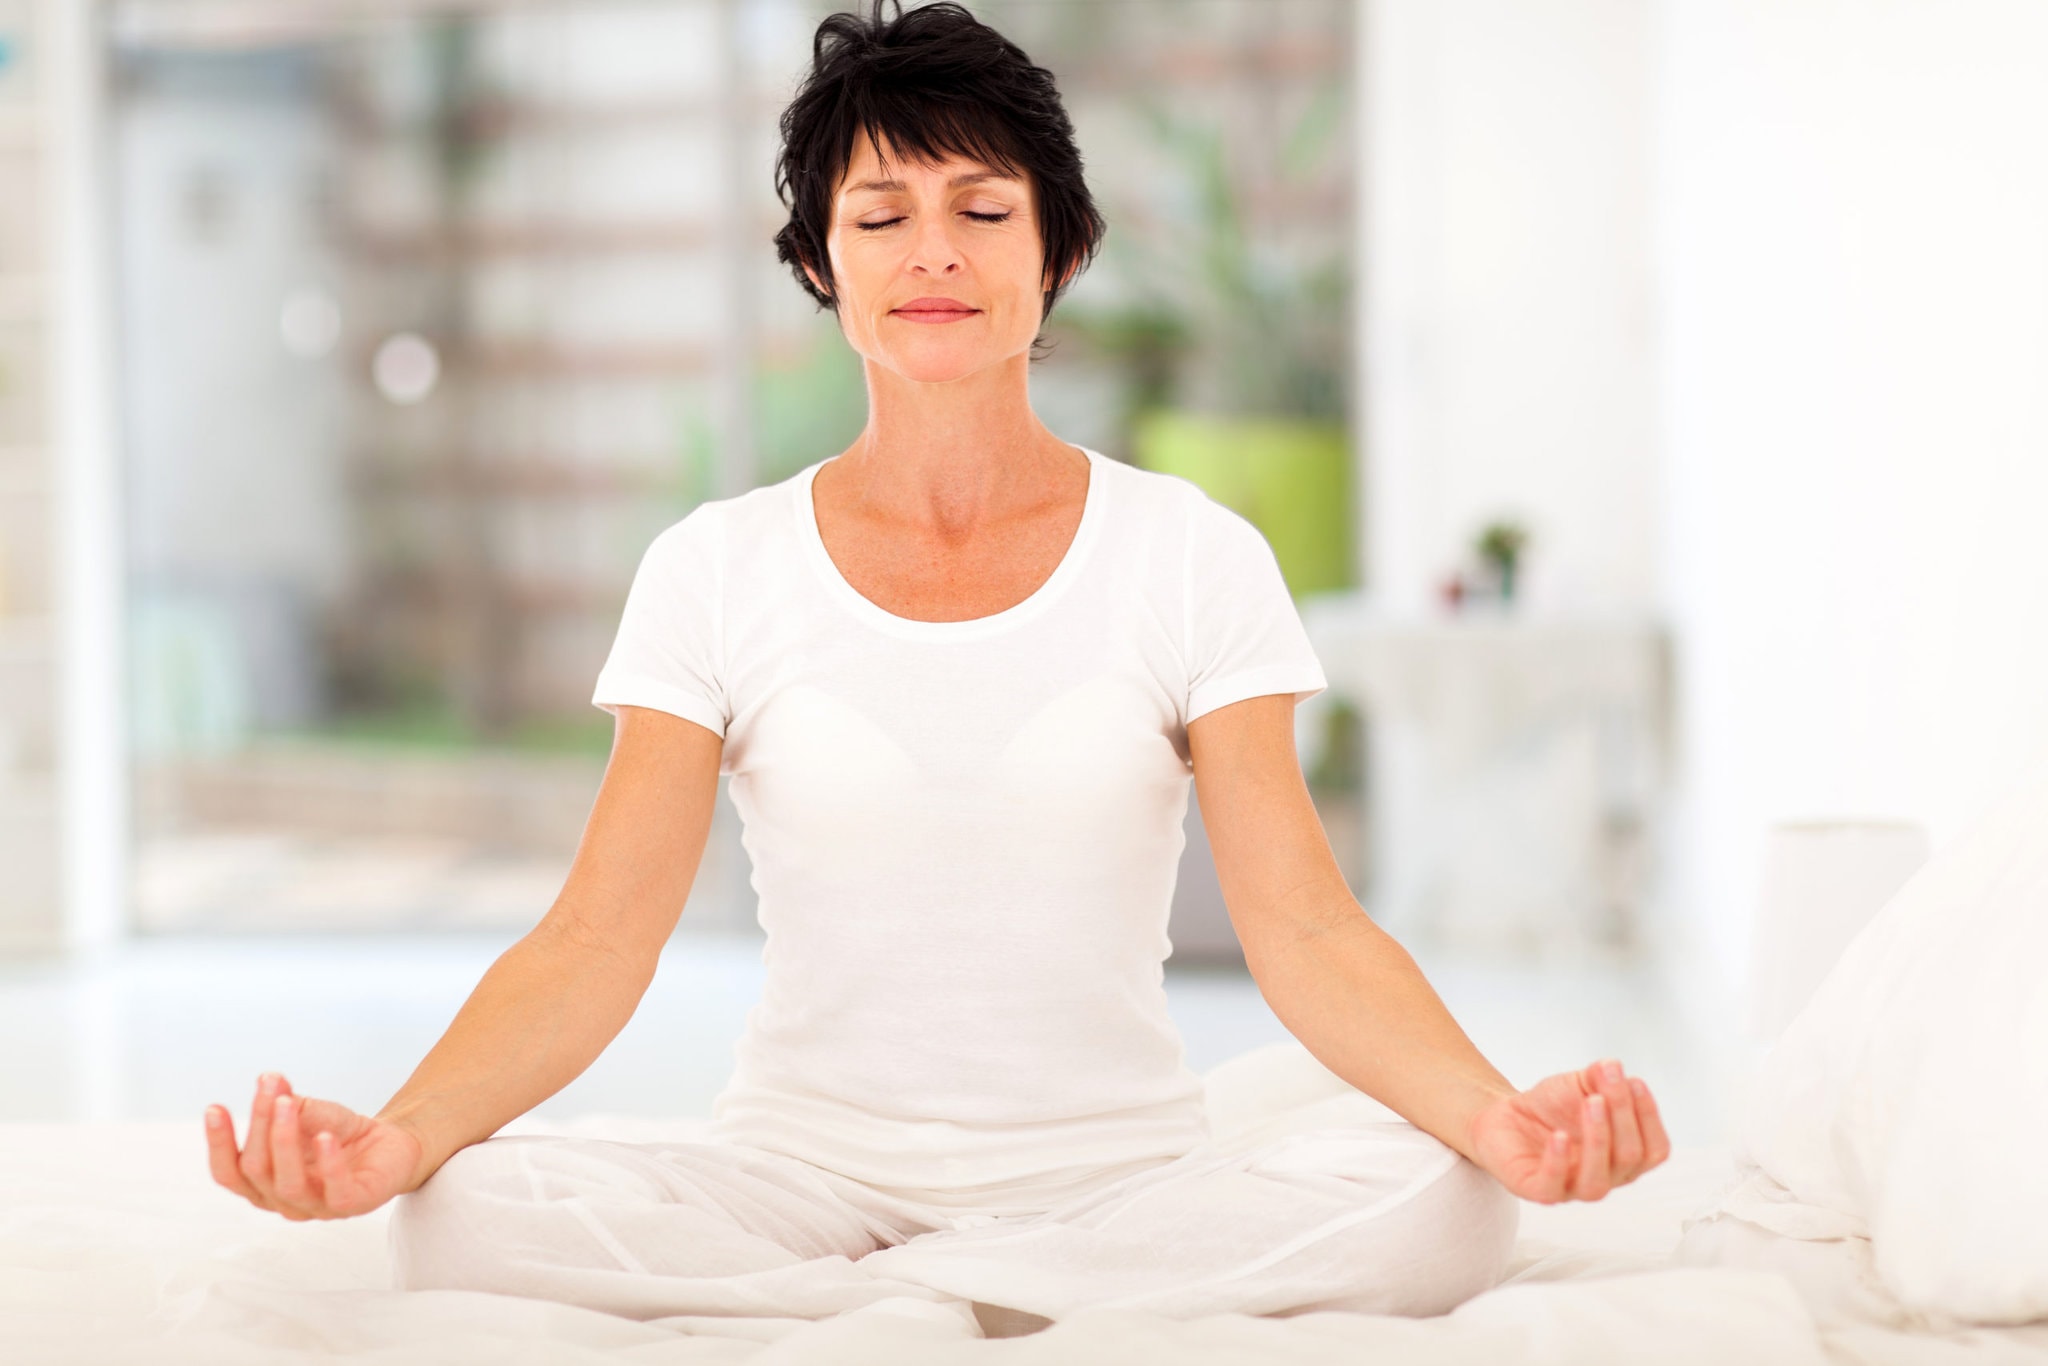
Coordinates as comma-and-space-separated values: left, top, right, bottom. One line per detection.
590, 444, 1328, 1213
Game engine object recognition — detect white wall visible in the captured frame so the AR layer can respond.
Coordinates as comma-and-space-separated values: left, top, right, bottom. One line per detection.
1361, 0, 1655, 614
1359, 0, 2048, 1038
1654, 0, 2048, 1022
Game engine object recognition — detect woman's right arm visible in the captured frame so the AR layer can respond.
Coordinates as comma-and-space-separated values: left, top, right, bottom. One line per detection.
203, 704, 724, 1219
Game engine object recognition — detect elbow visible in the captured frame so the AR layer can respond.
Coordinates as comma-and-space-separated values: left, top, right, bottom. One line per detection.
526, 905, 661, 986
1238, 895, 1388, 981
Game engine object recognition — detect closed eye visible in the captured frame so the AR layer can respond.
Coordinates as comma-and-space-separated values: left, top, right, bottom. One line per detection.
854, 212, 1013, 232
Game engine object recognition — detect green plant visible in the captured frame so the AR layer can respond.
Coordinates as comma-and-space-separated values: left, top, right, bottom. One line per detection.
1061, 78, 1351, 424
749, 328, 868, 484
1476, 520, 1531, 601
1306, 697, 1366, 792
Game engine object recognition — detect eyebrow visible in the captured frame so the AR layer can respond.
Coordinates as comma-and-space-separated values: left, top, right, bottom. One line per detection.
843, 170, 1019, 195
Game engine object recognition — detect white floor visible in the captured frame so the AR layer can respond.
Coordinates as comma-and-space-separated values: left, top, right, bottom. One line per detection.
0, 931, 1741, 1151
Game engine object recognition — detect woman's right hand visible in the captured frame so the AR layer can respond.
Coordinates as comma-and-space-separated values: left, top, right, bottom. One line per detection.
204, 1072, 426, 1220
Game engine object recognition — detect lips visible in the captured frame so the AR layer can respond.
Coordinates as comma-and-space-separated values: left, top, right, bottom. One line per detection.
892, 297, 980, 322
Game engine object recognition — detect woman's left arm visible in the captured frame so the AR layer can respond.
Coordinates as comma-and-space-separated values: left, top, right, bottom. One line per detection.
1188, 693, 1671, 1204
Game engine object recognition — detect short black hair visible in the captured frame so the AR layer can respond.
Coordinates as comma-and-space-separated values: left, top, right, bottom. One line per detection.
771, 1, 1105, 344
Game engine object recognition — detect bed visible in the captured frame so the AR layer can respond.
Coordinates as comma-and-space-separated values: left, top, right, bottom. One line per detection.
13, 762, 2048, 1364
4, 1037, 2043, 1366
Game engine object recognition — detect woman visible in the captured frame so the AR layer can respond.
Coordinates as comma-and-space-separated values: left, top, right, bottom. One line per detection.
201, 0, 1669, 1331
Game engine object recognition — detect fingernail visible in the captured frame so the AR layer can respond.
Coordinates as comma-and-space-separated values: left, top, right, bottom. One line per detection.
1589, 1093, 1606, 1110
205, 1107, 221, 1127
1602, 1060, 1623, 1083
273, 1094, 292, 1114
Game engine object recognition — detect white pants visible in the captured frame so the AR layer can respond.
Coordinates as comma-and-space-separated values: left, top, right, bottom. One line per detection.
388, 1120, 1518, 1331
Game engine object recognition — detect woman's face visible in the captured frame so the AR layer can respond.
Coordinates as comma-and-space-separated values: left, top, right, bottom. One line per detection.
806, 132, 1052, 385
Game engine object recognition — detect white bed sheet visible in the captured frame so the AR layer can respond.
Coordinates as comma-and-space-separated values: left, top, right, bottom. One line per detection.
4, 1067, 2044, 1364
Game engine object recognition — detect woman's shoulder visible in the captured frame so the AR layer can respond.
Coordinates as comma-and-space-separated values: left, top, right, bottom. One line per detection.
1096, 454, 1268, 553
650, 462, 814, 557
1091, 450, 1216, 525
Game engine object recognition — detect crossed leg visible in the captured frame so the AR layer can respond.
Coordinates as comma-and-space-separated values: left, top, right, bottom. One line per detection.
858, 1121, 1520, 1322
390, 1121, 1517, 1329
388, 1134, 958, 1324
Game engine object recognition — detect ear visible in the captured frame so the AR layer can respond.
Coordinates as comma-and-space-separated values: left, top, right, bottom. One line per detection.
801, 260, 833, 302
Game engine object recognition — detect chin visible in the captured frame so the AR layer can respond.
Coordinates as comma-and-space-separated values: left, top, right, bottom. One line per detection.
879, 343, 1014, 386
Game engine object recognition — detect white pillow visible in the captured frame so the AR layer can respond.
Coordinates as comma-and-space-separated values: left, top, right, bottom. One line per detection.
1735, 763, 2048, 1325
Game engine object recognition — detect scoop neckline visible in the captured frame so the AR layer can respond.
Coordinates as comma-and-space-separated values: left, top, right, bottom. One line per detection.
794, 444, 1106, 641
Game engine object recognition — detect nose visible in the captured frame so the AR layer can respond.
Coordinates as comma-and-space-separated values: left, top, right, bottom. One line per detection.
904, 208, 965, 277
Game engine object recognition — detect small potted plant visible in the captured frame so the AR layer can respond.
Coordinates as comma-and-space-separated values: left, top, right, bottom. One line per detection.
1475, 520, 1530, 605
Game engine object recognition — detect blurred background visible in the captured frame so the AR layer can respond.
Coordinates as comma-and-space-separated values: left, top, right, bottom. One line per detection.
1, 0, 2045, 1145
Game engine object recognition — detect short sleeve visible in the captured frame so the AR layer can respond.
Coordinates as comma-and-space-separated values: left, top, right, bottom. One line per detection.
1183, 493, 1329, 725
590, 503, 730, 737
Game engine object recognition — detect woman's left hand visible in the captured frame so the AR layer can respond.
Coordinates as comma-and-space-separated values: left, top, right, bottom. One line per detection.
1467, 1059, 1671, 1203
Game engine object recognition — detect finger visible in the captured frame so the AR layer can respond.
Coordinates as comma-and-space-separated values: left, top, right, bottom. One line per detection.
1535, 1127, 1573, 1204
238, 1073, 281, 1196
315, 1130, 359, 1216
269, 1093, 320, 1215
203, 1105, 273, 1209
1632, 1076, 1672, 1168
1600, 1062, 1646, 1180
1574, 1093, 1613, 1200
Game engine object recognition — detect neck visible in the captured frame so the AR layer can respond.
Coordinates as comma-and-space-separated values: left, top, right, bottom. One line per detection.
834, 352, 1079, 531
